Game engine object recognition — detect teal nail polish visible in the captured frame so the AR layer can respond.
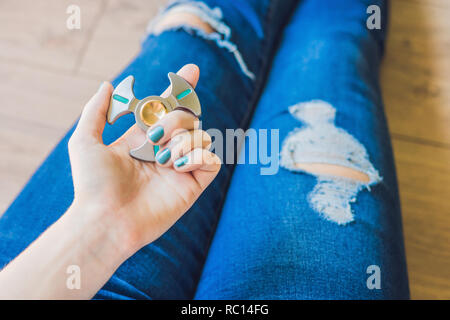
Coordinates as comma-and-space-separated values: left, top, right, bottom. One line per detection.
156, 148, 171, 164
148, 126, 164, 143
174, 156, 188, 167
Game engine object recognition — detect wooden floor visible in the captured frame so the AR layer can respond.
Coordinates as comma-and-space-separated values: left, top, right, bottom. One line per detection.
0, 0, 449, 299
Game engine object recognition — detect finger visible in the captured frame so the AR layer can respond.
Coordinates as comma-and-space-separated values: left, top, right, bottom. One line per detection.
161, 63, 199, 97
154, 129, 211, 166
173, 148, 222, 189
73, 81, 113, 143
146, 109, 199, 146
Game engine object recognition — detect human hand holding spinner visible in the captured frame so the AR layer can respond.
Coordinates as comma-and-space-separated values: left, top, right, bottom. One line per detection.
107, 73, 201, 161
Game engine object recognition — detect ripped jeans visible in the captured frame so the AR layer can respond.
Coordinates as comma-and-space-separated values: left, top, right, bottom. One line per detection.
0, 0, 409, 299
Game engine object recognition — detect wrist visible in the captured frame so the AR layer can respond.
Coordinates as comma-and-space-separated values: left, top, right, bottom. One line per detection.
0, 201, 137, 299
65, 201, 138, 263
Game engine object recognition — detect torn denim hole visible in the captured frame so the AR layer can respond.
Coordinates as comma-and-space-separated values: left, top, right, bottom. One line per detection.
280, 100, 382, 225
146, 1, 255, 80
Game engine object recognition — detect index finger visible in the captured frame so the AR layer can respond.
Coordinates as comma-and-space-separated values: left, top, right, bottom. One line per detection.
161, 64, 199, 97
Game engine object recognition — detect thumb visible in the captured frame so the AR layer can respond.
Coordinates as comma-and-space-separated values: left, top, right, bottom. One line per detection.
73, 81, 113, 144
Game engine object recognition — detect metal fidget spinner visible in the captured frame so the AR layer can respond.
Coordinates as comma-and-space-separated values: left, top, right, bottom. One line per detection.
107, 73, 201, 161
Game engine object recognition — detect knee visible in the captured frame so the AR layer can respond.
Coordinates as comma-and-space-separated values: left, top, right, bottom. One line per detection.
149, 3, 219, 36
146, 2, 255, 80
151, 11, 215, 35
293, 163, 370, 183
280, 100, 382, 225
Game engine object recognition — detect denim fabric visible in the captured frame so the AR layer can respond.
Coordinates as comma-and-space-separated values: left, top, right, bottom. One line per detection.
195, 0, 410, 299
0, 0, 298, 299
0, 0, 409, 299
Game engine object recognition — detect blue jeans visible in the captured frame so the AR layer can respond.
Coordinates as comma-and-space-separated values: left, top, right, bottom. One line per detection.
0, 0, 409, 299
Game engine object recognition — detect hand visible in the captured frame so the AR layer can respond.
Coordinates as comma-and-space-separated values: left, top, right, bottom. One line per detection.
68, 64, 221, 253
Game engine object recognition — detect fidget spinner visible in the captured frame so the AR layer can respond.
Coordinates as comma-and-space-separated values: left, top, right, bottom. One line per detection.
107, 73, 201, 161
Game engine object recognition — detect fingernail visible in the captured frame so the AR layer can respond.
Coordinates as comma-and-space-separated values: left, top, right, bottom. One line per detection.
174, 156, 188, 167
156, 148, 171, 164
148, 126, 164, 143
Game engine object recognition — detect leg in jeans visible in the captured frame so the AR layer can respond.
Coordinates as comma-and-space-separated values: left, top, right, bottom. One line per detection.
195, 0, 410, 299
0, 0, 298, 299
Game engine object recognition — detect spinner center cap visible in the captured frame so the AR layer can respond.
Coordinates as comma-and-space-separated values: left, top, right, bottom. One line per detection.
139, 100, 168, 126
